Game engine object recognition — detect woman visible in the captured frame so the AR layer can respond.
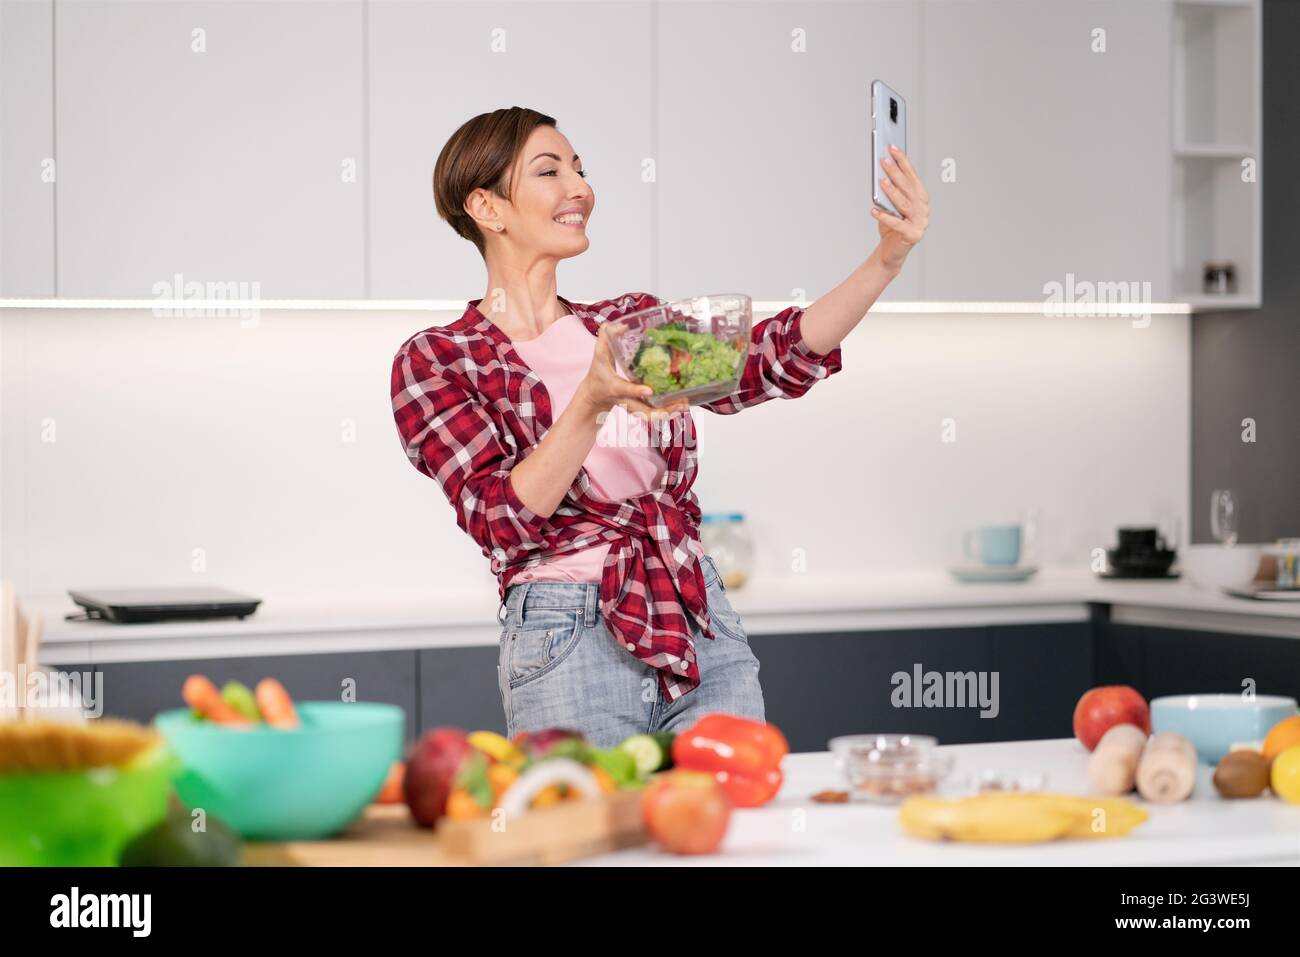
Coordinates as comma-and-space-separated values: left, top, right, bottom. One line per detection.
391, 107, 928, 748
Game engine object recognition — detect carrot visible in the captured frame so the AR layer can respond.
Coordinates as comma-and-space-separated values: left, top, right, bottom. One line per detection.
182, 674, 252, 726
254, 678, 299, 729
376, 760, 405, 804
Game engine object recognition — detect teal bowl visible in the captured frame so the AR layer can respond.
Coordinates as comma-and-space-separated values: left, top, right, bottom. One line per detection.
1150, 694, 1297, 765
154, 702, 404, 840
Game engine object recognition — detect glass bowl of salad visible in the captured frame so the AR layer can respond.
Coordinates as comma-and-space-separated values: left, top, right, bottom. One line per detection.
604, 293, 751, 407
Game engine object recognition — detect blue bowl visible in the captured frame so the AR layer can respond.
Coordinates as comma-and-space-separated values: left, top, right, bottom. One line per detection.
1150, 694, 1297, 765
154, 701, 404, 839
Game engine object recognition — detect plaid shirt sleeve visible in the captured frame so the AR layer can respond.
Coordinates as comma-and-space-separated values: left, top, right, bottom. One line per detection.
391, 337, 551, 562
700, 304, 844, 415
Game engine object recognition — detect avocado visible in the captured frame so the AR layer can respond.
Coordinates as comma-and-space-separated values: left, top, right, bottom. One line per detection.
119, 810, 241, 867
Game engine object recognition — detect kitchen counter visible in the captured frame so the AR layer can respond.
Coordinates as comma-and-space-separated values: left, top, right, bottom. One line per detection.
27, 568, 1300, 665
577, 738, 1300, 866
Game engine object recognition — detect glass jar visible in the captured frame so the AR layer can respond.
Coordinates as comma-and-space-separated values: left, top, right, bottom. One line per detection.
1203, 261, 1237, 295
699, 512, 754, 590
1275, 538, 1300, 589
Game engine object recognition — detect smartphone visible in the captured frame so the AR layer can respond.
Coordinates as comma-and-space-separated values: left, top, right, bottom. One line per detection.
871, 79, 907, 217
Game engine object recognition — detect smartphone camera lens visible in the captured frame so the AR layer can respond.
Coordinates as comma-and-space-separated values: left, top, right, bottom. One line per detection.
889, 98, 898, 123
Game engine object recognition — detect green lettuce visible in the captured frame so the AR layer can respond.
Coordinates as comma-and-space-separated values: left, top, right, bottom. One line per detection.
630, 323, 744, 395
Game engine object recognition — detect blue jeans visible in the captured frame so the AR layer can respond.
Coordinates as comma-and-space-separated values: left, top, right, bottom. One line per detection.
496, 554, 765, 748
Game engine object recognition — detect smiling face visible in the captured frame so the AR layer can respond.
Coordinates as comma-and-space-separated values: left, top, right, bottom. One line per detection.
473, 125, 595, 261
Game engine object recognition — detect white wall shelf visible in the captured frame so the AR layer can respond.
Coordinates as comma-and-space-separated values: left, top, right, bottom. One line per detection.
1170, 0, 1262, 308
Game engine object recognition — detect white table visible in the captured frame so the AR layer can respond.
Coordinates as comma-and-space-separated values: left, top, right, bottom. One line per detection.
576, 738, 1300, 866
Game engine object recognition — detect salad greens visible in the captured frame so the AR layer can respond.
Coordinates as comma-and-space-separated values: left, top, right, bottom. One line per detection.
631, 323, 744, 395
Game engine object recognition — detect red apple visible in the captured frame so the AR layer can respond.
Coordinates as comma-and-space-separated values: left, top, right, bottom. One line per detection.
1073, 686, 1151, 751
403, 727, 471, 827
642, 770, 732, 855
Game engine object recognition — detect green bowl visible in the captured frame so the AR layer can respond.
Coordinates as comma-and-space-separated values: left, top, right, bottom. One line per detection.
153, 701, 404, 840
0, 745, 178, 866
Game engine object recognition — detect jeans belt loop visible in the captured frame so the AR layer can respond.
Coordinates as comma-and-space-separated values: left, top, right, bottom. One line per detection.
513, 581, 532, 626
584, 582, 598, 628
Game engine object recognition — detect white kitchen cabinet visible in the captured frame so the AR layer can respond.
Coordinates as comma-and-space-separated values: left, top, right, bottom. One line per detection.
54, 0, 364, 298
656, 1, 922, 303
919, 0, 1172, 302
367, 1, 656, 302
1, 0, 56, 297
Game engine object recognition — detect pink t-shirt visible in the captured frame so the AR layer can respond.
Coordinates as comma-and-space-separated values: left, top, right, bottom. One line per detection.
509, 311, 701, 583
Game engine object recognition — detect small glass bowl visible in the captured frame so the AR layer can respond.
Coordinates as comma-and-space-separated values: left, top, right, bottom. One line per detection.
828, 734, 955, 804
946, 769, 1048, 796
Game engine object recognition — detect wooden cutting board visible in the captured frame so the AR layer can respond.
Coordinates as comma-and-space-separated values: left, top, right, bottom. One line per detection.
242, 790, 648, 867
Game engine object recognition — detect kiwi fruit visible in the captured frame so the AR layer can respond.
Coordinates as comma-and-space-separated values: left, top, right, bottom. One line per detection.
1212, 750, 1270, 798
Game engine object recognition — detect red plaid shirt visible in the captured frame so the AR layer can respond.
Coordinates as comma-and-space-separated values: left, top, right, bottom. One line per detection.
391, 291, 843, 701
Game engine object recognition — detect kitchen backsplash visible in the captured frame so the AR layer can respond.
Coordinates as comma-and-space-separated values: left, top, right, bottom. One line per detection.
0, 307, 1189, 596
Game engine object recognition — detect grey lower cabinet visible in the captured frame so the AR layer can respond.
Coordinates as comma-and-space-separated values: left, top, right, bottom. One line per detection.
751, 623, 1093, 754
1092, 613, 1300, 705
416, 646, 506, 737
96, 651, 420, 744
84, 615, 1300, 756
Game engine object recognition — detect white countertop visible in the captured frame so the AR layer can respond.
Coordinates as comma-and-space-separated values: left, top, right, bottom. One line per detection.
576, 738, 1300, 866
27, 567, 1300, 665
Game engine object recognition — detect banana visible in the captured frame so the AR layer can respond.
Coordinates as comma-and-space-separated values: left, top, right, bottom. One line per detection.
1045, 794, 1149, 838
898, 792, 1148, 844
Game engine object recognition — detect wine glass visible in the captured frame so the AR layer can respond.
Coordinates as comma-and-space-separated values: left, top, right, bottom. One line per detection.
1211, 489, 1238, 547
1021, 506, 1040, 565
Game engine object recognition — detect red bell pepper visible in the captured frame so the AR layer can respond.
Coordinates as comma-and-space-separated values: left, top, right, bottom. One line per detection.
671, 713, 789, 807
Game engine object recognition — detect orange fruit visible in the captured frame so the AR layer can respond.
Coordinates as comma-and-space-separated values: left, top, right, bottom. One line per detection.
590, 765, 617, 795
531, 784, 563, 809
1262, 715, 1300, 762
488, 762, 519, 800
446, 788, 487, 820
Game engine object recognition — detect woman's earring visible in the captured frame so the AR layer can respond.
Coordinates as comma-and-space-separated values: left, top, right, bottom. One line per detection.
494, 224, 504, 232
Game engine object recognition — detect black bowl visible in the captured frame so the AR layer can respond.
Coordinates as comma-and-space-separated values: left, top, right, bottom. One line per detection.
1106, 547, 1177, 577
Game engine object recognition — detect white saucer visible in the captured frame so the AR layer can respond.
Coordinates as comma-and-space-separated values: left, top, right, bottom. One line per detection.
948, 564, 1039, 583
1224, 584, 1300, 601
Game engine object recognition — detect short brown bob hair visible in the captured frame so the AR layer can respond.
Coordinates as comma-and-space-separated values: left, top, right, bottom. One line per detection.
433, 106, 557, 258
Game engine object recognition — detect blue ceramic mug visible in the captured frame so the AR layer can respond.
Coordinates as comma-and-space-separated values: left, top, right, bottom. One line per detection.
963, 525, 1022, 566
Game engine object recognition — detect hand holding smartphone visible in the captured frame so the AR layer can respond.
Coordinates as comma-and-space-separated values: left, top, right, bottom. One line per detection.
871, 79, 907, 217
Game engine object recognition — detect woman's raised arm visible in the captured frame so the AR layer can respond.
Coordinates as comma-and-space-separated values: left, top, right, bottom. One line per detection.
798, 144, 930, 356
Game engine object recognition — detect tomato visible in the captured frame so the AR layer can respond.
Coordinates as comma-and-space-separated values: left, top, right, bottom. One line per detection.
669, 346, 691, 377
